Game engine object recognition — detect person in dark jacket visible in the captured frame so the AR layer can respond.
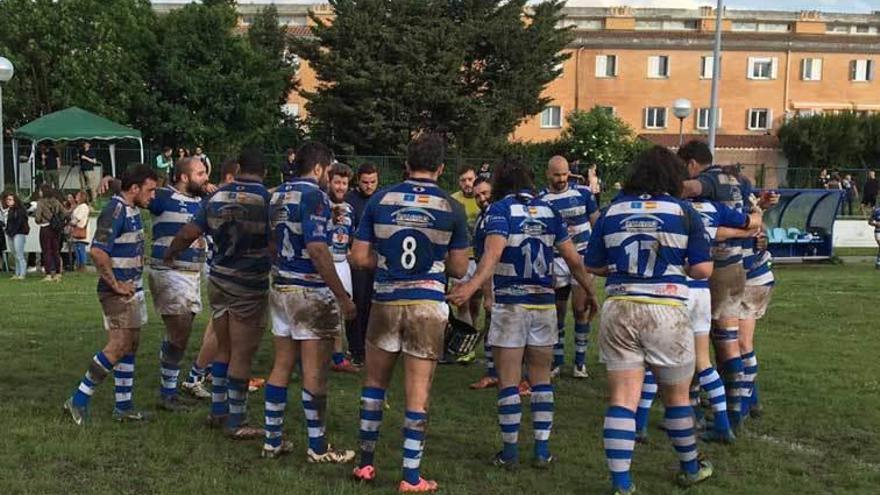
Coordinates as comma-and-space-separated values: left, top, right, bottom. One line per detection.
342, 163, 380, 366
861, 170, 878, 215
34, 185, 67, 281
3, 192, 31, 280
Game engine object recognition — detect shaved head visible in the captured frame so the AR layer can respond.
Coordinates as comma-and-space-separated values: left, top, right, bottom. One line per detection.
547, 155, 571, 192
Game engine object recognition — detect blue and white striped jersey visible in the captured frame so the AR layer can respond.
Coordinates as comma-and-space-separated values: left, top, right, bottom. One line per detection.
484, 191, 570, 306
697, 166, 749, 267
148, 185, 206, 271
540, 185, 598, 254
585, 194, 711, 305
330, 201, 355, 263
687, 198, 748, 289
355, 178, 469, 303
743, 244, 775, 286
269, 178, 331, 288
473, 208, 489, 262
872, 207, 880, 233
91, 195, 146, 293
193, 178, 271, 292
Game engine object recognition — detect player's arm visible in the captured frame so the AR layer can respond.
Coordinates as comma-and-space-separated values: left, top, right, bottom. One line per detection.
89, 248, 133, 296
584, 214, 610, 276
446, 248, 469, 279
557, 239, 600, 320
447, 234, 504, 307
684, 202, 714, 280
350, 240, 376, 270
90, 206, 133, 296
715, 226, 756, 242
165, 223, 203, 264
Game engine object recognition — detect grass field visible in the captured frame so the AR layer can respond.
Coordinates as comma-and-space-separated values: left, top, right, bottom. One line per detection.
1, 262, 879, 495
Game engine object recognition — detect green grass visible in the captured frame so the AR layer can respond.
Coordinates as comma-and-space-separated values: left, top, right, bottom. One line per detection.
0, 265, 878, 494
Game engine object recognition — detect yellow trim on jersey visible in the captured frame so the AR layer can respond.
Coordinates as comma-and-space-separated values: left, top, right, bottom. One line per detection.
607, 296, 684, 307
521, 304, 556, 310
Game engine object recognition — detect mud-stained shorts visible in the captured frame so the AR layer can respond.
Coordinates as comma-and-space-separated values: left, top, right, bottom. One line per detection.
709, 263, 746, 320
552, 257, 581, 289
740, 284, 774, 320
366, 301, 449, 360
487, 303, 557, 348
100, 290, 148, 331
148, 268, 202, 316
599, 299, 695, 384
686, 287, 712, 335
270, 286, 341, 340
207, 276, 268, 329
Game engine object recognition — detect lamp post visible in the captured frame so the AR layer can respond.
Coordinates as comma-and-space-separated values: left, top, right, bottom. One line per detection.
672, 98, 693, 148
0, 56, 13, 193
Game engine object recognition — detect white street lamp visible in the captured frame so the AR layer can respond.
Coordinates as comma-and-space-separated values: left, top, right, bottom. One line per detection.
672, 98, 693, 148
0, 56, 13, 192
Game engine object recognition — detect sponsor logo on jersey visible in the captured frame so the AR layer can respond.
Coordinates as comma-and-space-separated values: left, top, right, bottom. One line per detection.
520, 218, 547, 237
623, 215, 663, 233
391, 207, 436, 228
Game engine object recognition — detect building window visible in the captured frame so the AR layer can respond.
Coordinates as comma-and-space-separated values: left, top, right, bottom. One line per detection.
757, 22, 790, 32
644, 107, 667, 129
647, 55, 670, 78
541, 106, 562, 128
748, 57, 777, 80
732, 21, 757, 32
696, 108, 722, 130
801, 58, 823, 81
850, 59, 875, 82
635, 20, 661, 30
700, 56, 716, 79
595, 55, 618, 78
828, 24, 879, 35
748, 108, 771, 130
598, 106, 615, 116
634, 20, 697, 31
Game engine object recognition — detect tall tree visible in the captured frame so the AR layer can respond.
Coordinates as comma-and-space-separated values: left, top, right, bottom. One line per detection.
296, 0, 571, 155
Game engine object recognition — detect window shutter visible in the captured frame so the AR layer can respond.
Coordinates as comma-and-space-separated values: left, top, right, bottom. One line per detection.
663, 56, 670, 77
850, 60, 857, 81
648, 56, 658, 77
717, 108, 723, 128
596, 55, 607, 78
611, 55, 619, 76
770, 57, 779, 79
800, 59, 808, 80
747, 57, 755, 79
814, 59, 823, 80
868, 60, 876, 81
767, 109, 774, 129
644, 108, 649, 128
701, 56, 713, 78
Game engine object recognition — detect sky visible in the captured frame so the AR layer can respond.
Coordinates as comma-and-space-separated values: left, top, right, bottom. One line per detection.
150, 0, 880, 14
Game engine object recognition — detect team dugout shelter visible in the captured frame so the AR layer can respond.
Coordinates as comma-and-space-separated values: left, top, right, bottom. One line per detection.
762, 189, 843, 261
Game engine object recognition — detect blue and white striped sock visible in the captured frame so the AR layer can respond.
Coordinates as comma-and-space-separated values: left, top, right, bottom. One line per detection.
635, 370, 657, 433
72, 352, 114, 408
159, 340, 183, 398
721, 357, 744, 427
402, 410, 428, 485
741, 351, 758, 416
531, 383, 554, 459
210, 361, 229, 418
498, 386, 521, 461
264, 384, 287, 450
185, 363, 207, 385
358, 387, 385, 468
114, 354, 136, 411
604, 406, 636, 492
697, 366, 730, 434
302, 389, 328, 454
664, 405, 700, 475
227, 376, 248, 429
553, 318, 565, 369
485, 344, 497, 378
690, 382, 703, 421
574, 322, 590, 367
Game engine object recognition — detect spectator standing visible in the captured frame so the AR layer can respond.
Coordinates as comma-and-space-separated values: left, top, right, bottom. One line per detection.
69, 190, 91, 271
2, 192, 30, 280
587, 163, 603, 206
842, 174, 858, 216
861, 170, 878, 215
817, 168, 830, 189
194, 146, 212, 175
79, 142, 99, 200
34, 185, 66, 281
343, 163, 380, 366
280, 148, 296, 183
155, 147, 174, 184
36, 143, 61, 188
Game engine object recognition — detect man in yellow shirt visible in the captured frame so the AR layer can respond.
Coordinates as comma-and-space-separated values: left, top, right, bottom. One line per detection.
450, 164, 482, 333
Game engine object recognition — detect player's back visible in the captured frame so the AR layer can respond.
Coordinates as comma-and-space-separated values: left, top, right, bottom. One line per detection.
485, 192, 568, 306
588, 193, 708, 304
357, 178, 468, 302
92, 195, 146, 293
269, 178, 331, 287
540, 184, 597, 253
697, 166, 749, 266
149, 185, 205, 270
197, 179, 271, 290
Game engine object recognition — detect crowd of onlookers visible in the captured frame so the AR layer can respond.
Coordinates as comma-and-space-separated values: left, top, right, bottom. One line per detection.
816, 167, 878, 216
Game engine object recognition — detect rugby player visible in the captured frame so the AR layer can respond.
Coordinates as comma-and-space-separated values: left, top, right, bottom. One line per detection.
181, 159, 240, 399
327, 162, 359, 373
739, 229, 774, 418
449, 159, 599, 469
262, 142, 357, 461
450, 164, 482, 330
540, 156, 599, 379
870, 204, 880, 268
64, 164, 158, 425
349, 133, 469, 492
586, 147, 714, 493
148, 157, 210, 411
468, 177, 500, 390
165, 149, 271, 439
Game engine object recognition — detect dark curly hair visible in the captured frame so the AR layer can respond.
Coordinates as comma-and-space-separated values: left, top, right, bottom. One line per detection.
622, 146, 687, 198
491, 157, 535, 203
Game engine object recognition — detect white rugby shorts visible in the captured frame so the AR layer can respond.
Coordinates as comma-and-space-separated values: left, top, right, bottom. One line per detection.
487, 303, 557, 348
686, 287, 711, 336
334, 260, 353, 297
148, 268, 202, 316
270, 286, 341, 341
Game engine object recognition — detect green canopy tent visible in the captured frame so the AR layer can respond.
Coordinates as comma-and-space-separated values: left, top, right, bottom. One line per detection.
10, 106, 143, 191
